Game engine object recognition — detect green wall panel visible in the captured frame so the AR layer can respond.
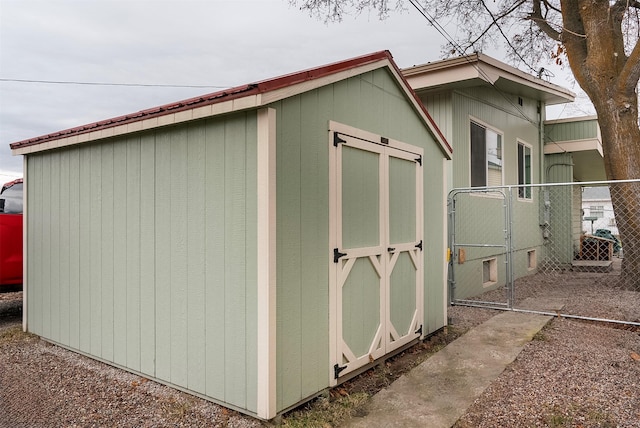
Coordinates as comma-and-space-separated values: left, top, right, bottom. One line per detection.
26, 112, 259, 415
545, 119, 598, 143
272, 67, 447, 411
26, 65, 449, 416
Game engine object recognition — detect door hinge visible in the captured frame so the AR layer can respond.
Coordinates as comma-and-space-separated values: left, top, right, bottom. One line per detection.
334, 363, 347, 379
415, 240, 423, 251
334, 248, 347, 263
415, 156, 422, 166
333, 133, 346, 147
380, 136, 389, 145
415, 324, 423, 336
387, 247, 395, 252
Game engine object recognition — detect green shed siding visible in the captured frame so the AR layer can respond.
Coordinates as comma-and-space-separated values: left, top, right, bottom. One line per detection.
421, 141, 446, 334
22, 59, 449, 418
545, 118, 598, 143
26, 113, 260, 414
270, 68, 447, 411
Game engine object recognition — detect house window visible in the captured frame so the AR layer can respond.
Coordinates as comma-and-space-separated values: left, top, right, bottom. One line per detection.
590, 205, 604, 218
518, 142, 532, 199
482, 258, 498, 286
471, 121, 503, 187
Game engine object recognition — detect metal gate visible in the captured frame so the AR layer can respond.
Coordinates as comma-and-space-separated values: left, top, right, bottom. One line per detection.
329, 130, 424, 384
448, 180, 640, 327
448, 187, 513, 309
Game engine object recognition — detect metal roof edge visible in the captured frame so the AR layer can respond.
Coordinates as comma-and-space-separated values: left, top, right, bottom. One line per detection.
383, 57, 453, 158
10, 51, 396, 152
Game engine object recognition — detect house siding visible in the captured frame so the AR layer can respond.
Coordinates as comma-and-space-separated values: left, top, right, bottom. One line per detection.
26, 112, 260, 414
545, 118, 599, 142
425, 87, 544, 298
269, 67, 447, 412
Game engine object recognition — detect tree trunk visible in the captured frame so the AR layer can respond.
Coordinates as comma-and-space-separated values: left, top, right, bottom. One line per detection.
594, 115, 640, 289
561, 0, 640, 288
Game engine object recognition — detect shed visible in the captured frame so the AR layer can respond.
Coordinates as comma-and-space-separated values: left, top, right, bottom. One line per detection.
10, 51, 452, 419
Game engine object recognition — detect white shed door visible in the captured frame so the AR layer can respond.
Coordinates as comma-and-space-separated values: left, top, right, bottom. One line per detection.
330, 131, 424, 383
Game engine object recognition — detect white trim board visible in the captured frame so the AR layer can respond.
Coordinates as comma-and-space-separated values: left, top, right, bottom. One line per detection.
256, 108, 277, 420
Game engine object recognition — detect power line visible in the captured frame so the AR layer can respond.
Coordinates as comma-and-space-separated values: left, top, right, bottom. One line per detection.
0, 77, 228, 89
407, 0, 568, 153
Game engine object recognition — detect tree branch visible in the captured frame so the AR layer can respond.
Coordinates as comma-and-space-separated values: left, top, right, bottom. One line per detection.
617, 40, 640, 96
615, 0, 640, 10
480, 0, 538, 72
541, 0, 561, 14
528, 0, 561, 40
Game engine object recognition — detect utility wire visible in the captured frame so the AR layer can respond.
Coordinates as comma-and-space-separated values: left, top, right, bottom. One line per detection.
0, 78, 228, 89
407, 0, 568, 153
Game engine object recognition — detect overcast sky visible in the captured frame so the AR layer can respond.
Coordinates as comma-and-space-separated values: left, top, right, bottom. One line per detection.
0, 0, 587, 182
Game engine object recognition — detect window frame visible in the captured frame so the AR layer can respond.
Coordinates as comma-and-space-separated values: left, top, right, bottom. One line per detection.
469, 118, 504, 188
517, 140, 533, 201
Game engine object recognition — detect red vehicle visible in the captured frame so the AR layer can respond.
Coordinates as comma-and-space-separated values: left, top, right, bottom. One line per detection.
0, 178, 23, 288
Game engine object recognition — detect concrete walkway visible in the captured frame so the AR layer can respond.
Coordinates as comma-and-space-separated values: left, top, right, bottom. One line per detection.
344, 298, 565, 428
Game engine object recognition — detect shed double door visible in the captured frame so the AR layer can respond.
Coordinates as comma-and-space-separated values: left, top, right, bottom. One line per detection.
330, 131, 424, 383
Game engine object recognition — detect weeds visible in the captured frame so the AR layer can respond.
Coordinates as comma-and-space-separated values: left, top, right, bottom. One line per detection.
162, 397, 194, 422
279, 391, 370, 427
545, 404, 617, 428
547, 413, 572, 427
533, 330, 547, 341
277, 326, 462, 427
0, 325, 33, 344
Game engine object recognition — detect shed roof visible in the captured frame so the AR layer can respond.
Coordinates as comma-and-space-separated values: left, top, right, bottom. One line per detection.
403, 53, 575, 106
11, 51, 452, 158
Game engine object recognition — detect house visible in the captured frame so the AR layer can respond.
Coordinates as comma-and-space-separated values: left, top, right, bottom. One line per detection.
402, 53, 575, 299
10, 51, 452, 419
544, 115, 605, 182
581, 186, 617, 235
543, 115, 613, 261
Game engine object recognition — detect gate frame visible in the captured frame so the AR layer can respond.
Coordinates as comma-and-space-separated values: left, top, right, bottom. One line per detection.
447, 179, 640, 328
447, 186, 514, 309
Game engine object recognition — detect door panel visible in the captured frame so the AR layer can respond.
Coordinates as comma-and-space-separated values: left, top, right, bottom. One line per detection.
389, 156, 416, 245
341, 146, 380, 249
385, 150, 422, 353
341, 257, 381, 357
389, 252, 417, 337
331, 131, 423, 383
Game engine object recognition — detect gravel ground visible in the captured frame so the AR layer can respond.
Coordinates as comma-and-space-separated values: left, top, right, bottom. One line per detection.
2, 274, 640, 427
0, 292, 260, 428
451, 308, 640, 428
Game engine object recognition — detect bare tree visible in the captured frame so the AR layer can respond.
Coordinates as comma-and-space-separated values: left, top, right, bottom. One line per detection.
292, 0, 640, 285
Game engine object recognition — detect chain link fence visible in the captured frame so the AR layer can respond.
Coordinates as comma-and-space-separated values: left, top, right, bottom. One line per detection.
448, 179, 640, 325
